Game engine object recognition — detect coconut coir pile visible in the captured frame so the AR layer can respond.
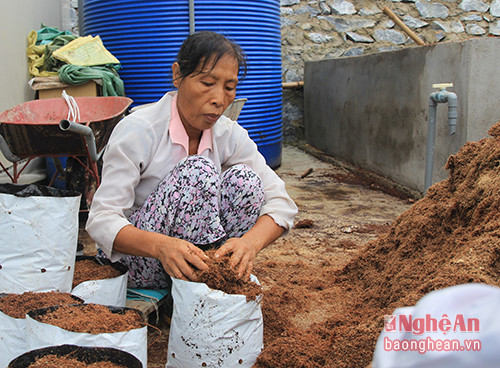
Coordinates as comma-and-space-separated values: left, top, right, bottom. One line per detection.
72, 259, 122, 288
0, 292, 81, 319
254, 122, 500, 367
195, 249, 262, 300
33, 304, 144, 334
28, 355, 124, 368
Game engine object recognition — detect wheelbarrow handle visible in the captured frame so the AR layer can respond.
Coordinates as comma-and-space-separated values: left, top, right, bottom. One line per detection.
59, 120, 98, 162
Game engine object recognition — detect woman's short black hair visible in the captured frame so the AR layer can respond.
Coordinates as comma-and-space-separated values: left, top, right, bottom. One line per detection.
175, 31, 247, 81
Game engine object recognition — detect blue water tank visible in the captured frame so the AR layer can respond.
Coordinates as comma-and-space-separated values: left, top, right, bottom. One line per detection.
82, 0, 283, 168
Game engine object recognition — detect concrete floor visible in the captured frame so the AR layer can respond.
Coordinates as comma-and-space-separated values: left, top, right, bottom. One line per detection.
276, 144, 412, 232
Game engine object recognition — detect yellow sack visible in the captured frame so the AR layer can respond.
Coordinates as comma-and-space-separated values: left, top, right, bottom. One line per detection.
52, 35, 120, 66
26, 30, 58, 77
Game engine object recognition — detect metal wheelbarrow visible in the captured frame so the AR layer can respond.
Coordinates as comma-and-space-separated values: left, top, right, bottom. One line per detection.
0, 96, 133, 208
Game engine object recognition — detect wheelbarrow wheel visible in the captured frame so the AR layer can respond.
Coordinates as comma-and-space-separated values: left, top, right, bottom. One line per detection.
65, 156, 102, 211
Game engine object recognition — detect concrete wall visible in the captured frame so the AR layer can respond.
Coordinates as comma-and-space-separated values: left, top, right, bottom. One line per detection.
304, 37, 500, 194
0, 0, 62, 113
0, 0, 62, 182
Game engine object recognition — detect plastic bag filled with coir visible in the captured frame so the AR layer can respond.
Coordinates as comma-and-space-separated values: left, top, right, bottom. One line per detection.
0, 291, 83, 368
71, 256, 129, 307
0, 184, 81, 293
166, 276, 264, 368
8, 344, 143, 368
25, 303, 148, 367
0, 301, 27, 368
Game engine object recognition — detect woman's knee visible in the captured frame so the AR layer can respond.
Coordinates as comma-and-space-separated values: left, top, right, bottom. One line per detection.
172, 155, 219, 190
177, 155, 218, 175
221, 164, 263, 194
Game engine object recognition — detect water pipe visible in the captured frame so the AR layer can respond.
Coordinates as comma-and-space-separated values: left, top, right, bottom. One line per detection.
189, 0, 195, 35
59, 120, 98, 162
283, 81, 304, 89
424, 83, 458, 192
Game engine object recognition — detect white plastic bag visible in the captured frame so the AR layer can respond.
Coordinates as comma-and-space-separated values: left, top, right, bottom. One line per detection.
166, 276, 264, 368
71, 256, 129, 307
0, 293, 83, 368
0, 310, 28, 368
25, 305, 148, 368
0, 184, 80, 293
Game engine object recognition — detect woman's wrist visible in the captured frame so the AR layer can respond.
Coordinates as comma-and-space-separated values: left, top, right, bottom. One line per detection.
114, 225, 165, 259
242, 215, 285, 253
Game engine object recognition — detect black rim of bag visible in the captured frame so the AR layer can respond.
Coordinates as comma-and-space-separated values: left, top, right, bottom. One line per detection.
8, 344, 143, 367
0, 183, 80, 198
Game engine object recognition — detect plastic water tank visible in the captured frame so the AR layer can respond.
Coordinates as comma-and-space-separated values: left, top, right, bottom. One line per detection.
82, 0, 283, 168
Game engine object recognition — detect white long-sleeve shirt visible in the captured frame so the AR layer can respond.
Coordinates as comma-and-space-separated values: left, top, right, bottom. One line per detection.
86, 91, 298, 262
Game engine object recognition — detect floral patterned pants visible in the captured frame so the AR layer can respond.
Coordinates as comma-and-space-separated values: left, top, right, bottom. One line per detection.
102, 155, 265, 289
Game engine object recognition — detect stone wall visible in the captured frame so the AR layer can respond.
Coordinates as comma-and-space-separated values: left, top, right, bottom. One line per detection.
281, 0, 500, 146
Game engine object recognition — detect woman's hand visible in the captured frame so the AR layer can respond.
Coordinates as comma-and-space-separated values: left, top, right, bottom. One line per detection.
215, 237, 258, 281
113, 225, 209, 282
157, 238, 208, 281
156, 237, 209, 281
214, 215, 286, 280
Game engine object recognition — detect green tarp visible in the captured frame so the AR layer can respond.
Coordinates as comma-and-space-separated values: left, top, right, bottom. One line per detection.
59, 64, 125, 97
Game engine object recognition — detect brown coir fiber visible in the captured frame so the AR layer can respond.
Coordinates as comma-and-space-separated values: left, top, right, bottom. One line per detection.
72, 259, 122, 288
28, 355, 124, 368
195, 249, 262, 301
254, 121, 500, 367
0, 292, 81, 319
33, 304, 144, 334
